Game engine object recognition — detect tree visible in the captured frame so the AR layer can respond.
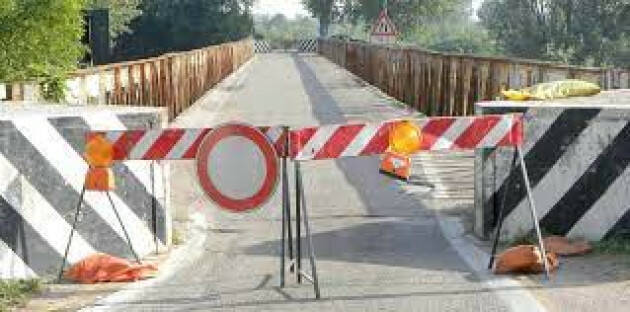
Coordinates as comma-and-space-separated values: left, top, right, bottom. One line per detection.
0, 0, 85, 90
112, 0, 254, 61
255, 13, 318, 48
479, 0, 630, 67
403, 0, 500, 55
87, 0, 142, 42
302, 0, 459, 37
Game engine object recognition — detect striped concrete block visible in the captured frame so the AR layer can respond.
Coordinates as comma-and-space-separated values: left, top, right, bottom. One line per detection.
0, 107, 170, 279
475, 95, 630, 241
254, 40, 272, 54
296, 39, 317, 53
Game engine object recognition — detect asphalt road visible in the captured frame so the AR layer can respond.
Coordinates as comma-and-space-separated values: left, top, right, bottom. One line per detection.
84, 53, 537, 311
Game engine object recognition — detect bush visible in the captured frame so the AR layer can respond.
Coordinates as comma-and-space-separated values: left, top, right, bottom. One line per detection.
0, 0, 86, 100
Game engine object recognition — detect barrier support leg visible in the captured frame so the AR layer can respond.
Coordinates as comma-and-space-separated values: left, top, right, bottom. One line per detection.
150, 160, 158, 255
280, 174, 286, 288
58, 184, 86, 281
295, 161, 302, 284
296, 161, 321, 299
106, 191, 141, 263
488, 148, 518, 269
517, 146, 550, 279
280, 127, 293, 288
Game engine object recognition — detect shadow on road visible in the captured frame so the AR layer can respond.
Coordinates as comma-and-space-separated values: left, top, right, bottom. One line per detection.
242, 53, 476, 274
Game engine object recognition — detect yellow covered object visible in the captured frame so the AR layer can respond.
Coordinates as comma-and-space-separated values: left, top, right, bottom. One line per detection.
501, 79, 600, 101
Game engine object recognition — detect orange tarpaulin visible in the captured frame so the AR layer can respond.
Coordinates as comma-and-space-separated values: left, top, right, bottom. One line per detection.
494, 245, 559, 274
64, 253, 157, 284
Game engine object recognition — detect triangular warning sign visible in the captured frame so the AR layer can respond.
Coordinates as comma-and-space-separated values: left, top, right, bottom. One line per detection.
371, 9, 397, 36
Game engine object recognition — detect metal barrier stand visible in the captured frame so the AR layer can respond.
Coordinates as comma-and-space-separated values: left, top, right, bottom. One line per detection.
278, 127, 321, 299
294, 161, 321, 298
488, 146, 550, 278
58, 183, 141, 281
280, 126, 294, 287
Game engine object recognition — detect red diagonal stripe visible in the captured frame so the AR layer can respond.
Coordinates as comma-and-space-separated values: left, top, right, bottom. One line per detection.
419, 118, 456, 150
498, 115, 524, 147
452, 116, 501, 149
113, 130, 145, 160
289, 127, 317, 158
360, 122, 393, 156
274, 132, 288, 157
142, 129, 186, 160
314, 124, 365, 159
182, 128, 212, 159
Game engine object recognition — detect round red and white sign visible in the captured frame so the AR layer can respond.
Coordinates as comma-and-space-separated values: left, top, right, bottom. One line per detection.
196, 122, 279, 213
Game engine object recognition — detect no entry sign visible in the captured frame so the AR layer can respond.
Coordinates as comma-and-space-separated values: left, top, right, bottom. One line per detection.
195, 122, 279, 212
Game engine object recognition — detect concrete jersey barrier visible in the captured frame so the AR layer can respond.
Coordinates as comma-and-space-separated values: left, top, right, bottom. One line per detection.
0, 104, 170, 279
475, 90, 630, 241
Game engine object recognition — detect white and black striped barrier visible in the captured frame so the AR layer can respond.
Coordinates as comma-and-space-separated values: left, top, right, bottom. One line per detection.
253, 39, 317, 54
476, 97, 630, 241
254, 40, 272, 54
0, 107, 169, 280
295, 39, 317, 53
86, 113, 549, 297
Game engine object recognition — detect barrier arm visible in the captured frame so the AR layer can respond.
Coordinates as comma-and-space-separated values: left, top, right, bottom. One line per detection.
289, 114, 550, 278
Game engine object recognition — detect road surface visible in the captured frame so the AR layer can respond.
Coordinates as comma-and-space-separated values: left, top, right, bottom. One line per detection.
85, 53, 542, 311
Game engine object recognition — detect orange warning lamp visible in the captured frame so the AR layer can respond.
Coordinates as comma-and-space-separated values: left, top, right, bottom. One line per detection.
380, 121, 422, 180
85, 134, 114, 167
84, 134, 115, 191
389, 120, 422, 155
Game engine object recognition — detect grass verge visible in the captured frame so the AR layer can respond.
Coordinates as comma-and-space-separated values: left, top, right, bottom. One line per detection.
593, 235, 630, 254
0, 279, 42, 312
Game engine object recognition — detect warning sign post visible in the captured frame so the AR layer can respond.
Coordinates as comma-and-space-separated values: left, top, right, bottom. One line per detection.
370, 9, 397, 44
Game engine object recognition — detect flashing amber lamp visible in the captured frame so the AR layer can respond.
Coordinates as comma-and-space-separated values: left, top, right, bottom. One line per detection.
380, 120, 422, 180
84, 134, 116, 191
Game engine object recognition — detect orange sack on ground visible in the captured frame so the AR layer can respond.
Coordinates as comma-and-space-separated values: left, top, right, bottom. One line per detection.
543, 236, 592, 256
494, 245, 559, 274
64, 253, 157, 284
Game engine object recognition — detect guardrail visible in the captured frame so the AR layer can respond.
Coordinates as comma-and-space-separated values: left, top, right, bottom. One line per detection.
1, 39, 254, 120
319, 39, 630, 116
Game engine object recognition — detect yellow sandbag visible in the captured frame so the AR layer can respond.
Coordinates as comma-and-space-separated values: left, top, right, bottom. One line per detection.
502, 80, 600, 101
501, 89, 531, 101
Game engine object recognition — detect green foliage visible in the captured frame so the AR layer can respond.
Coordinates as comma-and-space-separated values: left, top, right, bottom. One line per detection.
88, 0, 142, 42
329, 20, 369, 41
0, 279, 42, 312
302, 0, 459, 37
594, 235, 630, 254
479, 0, 630, 67
255, 14, 318, 48
0, 0, 86, 84
112, 0, 253, 61
403, 3, 500, 55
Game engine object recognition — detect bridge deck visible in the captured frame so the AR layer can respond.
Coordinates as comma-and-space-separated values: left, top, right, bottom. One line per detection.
89, 53, 513, 311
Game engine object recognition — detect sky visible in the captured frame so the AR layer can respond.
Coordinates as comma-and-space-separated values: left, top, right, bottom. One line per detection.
253, 0, 485, 19
253, 0, 310, 18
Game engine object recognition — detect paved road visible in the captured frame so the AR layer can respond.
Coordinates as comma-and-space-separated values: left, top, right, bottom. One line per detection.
85, 53, 534, 311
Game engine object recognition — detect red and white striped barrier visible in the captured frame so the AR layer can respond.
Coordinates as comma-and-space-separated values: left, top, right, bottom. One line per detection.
92, 126, 287, 160
290, 114, 523, 161
88, 114, 522, 161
